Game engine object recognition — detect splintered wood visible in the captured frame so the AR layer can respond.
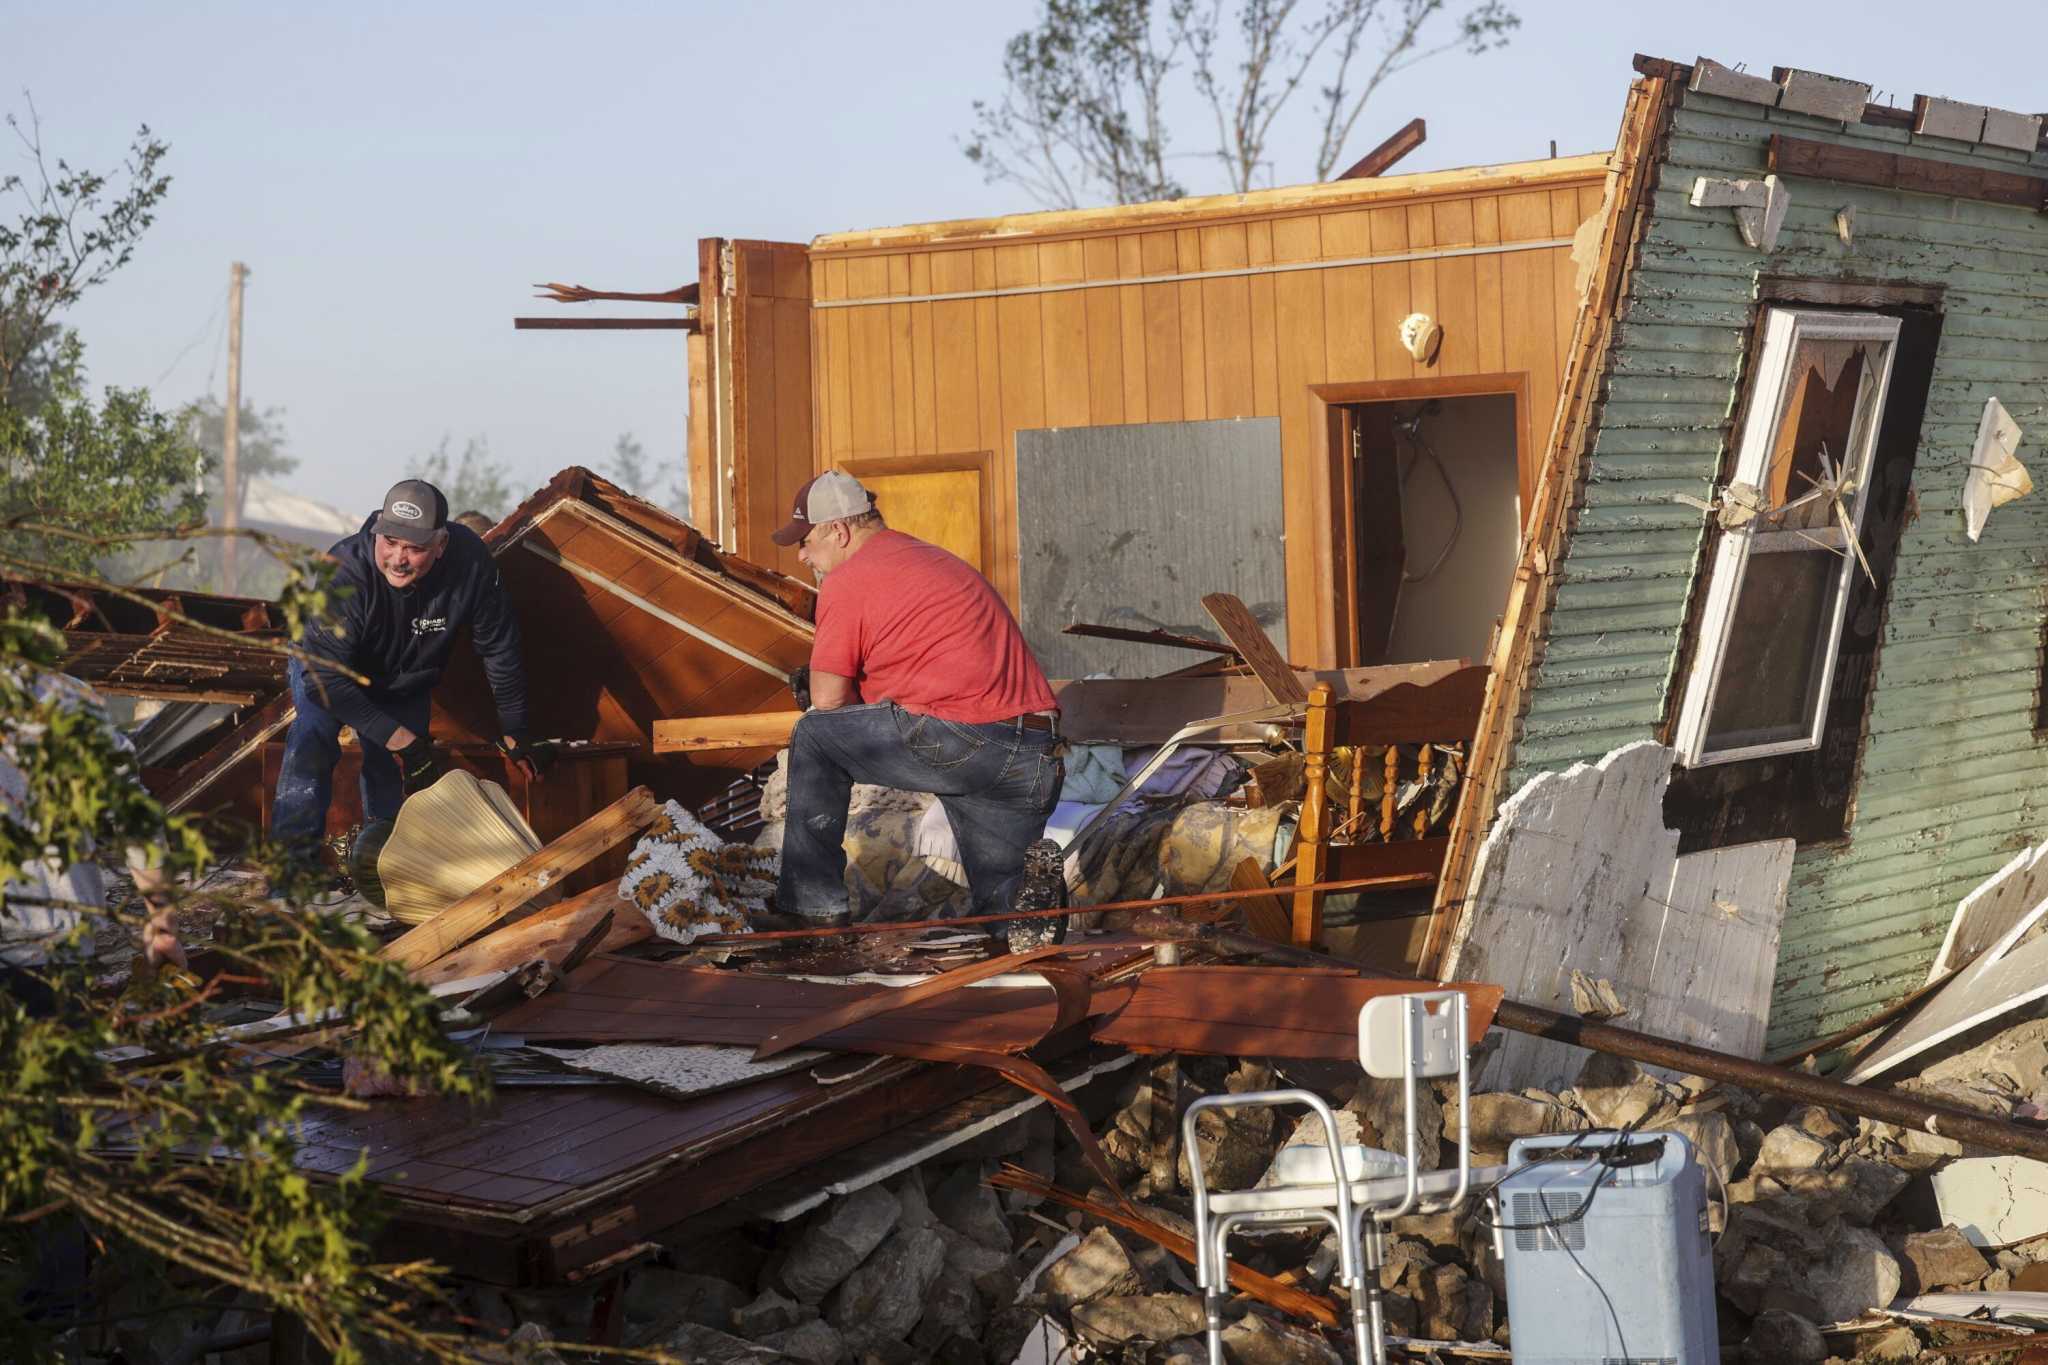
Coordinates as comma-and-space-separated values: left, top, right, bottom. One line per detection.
1441, 741, 1793, 1092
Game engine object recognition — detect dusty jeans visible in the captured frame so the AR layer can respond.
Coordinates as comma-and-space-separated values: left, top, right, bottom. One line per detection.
270, 660, 431, 861
780, 701, 1062, 923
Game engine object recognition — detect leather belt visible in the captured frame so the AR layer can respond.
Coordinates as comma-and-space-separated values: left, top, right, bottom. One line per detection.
1013, 712, 1059, 733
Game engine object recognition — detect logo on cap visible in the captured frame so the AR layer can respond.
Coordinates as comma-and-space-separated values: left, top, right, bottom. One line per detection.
390, 500, 424, 521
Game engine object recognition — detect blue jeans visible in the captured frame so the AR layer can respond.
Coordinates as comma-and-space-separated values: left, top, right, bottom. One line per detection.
271, 661, 432, 859
781, 702, 1063, 922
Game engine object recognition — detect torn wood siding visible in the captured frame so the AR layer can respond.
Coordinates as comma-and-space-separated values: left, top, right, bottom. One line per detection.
1501, 75, 2048, 1049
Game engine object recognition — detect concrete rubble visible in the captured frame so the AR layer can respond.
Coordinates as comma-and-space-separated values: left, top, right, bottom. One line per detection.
459, 1001, 2048, 1363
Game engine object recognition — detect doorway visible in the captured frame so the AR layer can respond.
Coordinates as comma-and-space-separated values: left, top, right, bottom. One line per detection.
1341, 392, 1522, 665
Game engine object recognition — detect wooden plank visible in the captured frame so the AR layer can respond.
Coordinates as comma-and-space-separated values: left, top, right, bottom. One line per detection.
1768, 133, 2048, 210
1930, 840, 2048, 980
994, 243, 1046, 446
1431, 198, 1480, 375
1232, 857, 1292, 945
1246, 221, 1279, 416
417, 886, 653, 987
1139, 232, 1183, 421
930, 252, 980, 453
1472, 195, 1505, 373
1052, 661, 1460, 744
1367, 207, 1414, 383
652, 711, 803, 754
1081, 237, 1125, 425
1271, 213, 1331, 663
821, 258, 853, 460
1497, 191, 1559, 473
1039, 240, 1090, 429
754, 943, 1084, 1060
1338, 118, 1427, 180
1175, 227, 1207, 420
886, 255, 917, 455
1404, 202, 1438, 374
1199, 223, 1255, 419
907, 255, 938, 456
1441, 742, 1793, 1092
1201, 591, 1309, 704
1116, 235, 1148, 424
380, 787, 660, 970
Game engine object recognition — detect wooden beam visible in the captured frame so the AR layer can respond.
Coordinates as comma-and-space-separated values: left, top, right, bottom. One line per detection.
415, 885, 655, 987
1332, 664, 1488, 745
1201, 592, 1309, 705
1767, 133, 2048, 210
652, 711, 803, 754
1338, 118, 1426, 180
513, 317, 698, 331
379, 786, 659, 970
1061, 621, 1239, 657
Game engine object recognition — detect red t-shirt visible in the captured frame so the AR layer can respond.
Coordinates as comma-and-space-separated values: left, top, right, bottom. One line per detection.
810, 530, 1057, 723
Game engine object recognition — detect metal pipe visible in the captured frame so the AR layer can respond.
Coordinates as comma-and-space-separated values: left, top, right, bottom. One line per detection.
1183, 926, 2048, 1166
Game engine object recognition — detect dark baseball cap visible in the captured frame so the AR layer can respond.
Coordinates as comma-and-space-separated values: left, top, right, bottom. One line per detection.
771, 470, 875, 546
373, 479, 447, 545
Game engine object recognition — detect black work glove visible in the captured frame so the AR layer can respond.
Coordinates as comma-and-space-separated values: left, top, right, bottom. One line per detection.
394, 734, 442, 794
497, 732, 554, 782
788, 665, 812, 712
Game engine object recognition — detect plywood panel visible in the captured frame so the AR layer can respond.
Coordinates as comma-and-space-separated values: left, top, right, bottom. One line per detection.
1369, 207, 1414, 383
1473, 197, 1505, 373
1320, 210, 1374, 382
821, 258, 853, 460
929, 251, 979, 453
846, 256, 895, 454
906, 255, 937, 456
1139, 231, 1184, 422
1498, 191, 1558, 453
859, 468, 986, 571
1247, 221, 1279, 416
1432, 199, 1480, 375
1116, 235, 1148, 424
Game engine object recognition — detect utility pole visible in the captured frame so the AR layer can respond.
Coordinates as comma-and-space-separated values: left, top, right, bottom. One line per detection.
222, 262, 248, 595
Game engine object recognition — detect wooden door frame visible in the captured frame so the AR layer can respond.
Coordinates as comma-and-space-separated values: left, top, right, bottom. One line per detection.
838, 450, 997, 574
1303, 372, 1532, 668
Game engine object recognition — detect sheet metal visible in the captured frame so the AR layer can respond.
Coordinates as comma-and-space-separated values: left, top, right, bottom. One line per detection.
1015, 418, 1287, 678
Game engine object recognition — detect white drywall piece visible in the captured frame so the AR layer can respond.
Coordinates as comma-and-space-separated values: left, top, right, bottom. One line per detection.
1963, 397, 2029, 542
1982, 109, 2046, 153
1915, 96, 1988, 143
1849, 857, 2048, 1083
1442, 741, 1794, 1092
536, 1042, 828, 1099
1690, 58, 1780, 106
1777, 68, 1873, 122
1691, 175, 1792, 252
1931, 1156, 2048, 1247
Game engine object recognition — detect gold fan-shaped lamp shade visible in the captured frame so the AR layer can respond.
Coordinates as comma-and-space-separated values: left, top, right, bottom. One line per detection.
377, 769, 543, 925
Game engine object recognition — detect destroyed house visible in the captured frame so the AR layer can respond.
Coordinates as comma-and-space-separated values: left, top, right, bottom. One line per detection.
639, 55, 2048, 1050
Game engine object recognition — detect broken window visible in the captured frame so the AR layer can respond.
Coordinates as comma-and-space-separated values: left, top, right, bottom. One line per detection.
1673, 309, 1901, 767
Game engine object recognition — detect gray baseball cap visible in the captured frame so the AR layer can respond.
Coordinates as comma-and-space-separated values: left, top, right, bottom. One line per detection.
373, 479, 447, 545
771, 470, 875, 546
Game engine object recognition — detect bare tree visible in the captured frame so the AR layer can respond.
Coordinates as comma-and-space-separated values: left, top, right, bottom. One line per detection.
964, 0, 1518, 209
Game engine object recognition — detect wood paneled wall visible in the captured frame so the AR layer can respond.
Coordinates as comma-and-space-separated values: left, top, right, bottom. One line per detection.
806, 161, 1608, 665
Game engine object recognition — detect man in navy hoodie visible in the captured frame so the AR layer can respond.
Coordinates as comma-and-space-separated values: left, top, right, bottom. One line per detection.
271, 478, 541, 871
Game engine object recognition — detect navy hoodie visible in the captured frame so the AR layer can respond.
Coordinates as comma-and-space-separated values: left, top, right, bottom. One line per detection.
300, 515, 528, 745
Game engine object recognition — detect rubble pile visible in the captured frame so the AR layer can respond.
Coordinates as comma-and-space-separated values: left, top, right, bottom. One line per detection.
479, 1011, 2048, 1364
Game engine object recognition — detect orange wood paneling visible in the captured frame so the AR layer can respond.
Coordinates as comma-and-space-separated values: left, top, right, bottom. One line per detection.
802, 168, 1600, 664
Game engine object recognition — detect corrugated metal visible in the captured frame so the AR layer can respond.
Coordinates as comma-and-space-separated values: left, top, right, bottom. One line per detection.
1505, 86, 2048, 1048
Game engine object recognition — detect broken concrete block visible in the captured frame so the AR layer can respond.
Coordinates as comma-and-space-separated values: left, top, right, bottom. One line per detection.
731, 1289, 812, 1341
911, 1256, 989, 1353
1666, 1112, 1742, 1185
1219, 1310, 1343, 1364
890, 1167, 936, 1230
1775, 68, 1872, 122
1574, 1053, 1682, 1129
1742, 1308, 1827, 1365
1568, 969, 1627, 1020
1178, 1103, 1278, 1192
647, 1322, 797, 1363
1421, 1262, 1493, 1344
1689, 57, 1781, 106
1779, 1156, 1909, 1225
1808, 1225, 1903, 1324
623, 1269, 749, 1334
1755, 1123, 1832, 1173
781, 1184, 903, 1305
756, 1319, 844, 1365
1042, 1226, 1146, 1309
826, 1226, 948, 1354
930, 1163, 1013, 1253
1913, 94, 1988, 143
1450, 1091, 1586, 1152
1895, 1226, 1993, 1294
1377, 1238, 1436, 1294
1070, 1294, 1207, 1346
1982, 108, 2046, 152
1351, 1074, 1442, 1172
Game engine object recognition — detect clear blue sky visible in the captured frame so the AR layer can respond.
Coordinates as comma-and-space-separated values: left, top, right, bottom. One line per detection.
10, 1, 2044, 521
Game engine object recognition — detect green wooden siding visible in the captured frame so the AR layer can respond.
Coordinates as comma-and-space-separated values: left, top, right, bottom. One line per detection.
1505, 86, 2048, 1049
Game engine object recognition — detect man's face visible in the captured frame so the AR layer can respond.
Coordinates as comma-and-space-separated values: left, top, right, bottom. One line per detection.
796, 520, 852, 581
374, 531, 446, 589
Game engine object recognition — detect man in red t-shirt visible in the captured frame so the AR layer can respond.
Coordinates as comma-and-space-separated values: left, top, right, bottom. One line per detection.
770, 471, 1064, 931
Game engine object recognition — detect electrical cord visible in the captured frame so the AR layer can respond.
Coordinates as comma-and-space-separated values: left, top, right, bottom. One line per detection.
1395, 413, 1464, 584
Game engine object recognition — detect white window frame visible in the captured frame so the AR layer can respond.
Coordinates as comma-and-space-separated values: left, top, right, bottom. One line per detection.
1673, 308, 1901, 768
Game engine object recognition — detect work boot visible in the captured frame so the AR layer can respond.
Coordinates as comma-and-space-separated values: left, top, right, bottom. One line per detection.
998, 838, 1069, 955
